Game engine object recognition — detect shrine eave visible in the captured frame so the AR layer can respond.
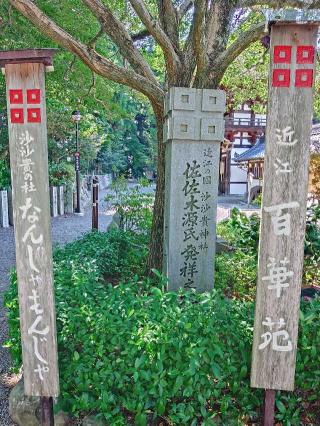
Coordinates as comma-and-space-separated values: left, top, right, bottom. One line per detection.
234, 137, 265, 163
264, 9, 320, 24
0, 49, 58, 68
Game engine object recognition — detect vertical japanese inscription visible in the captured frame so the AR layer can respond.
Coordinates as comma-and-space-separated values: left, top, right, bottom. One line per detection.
251, 24, 318, 391
180, 160, 201, 289
179, 150, 215, 289
5, 62, 59, 396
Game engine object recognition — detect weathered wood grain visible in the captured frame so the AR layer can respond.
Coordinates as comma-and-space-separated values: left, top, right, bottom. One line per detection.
5, 62, 59, 396
251, 24, 318, 391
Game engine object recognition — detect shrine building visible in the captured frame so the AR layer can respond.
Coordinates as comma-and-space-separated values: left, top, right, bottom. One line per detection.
219, 103, 266, 195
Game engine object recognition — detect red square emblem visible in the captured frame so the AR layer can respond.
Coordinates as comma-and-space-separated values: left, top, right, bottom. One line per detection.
272, 69, 290, 87
27, 89, 41, 104
10, 108, 24, 124
9, 90, 23, 104
274, 46, 292, 63
27, 108, 41, 123
295, 69, 313, 88
297, 46, 315, 64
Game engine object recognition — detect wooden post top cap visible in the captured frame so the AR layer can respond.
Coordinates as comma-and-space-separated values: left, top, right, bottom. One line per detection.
0, 49, 58, 67
264, 9, 320, 24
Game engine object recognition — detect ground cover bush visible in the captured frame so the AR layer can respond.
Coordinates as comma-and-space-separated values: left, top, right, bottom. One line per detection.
0, 158, 11, 189
217, 209, 260, 254
105, 177, 154, 232
53, 229, 149, 282
5, 226, 320, 425
215, 250, 257, 301
216, 206, 320, 299
304, 203, 320, 286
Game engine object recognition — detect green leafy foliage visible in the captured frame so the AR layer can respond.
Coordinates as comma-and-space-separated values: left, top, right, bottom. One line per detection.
217, 208, 260, 254
5, 228, 320, 424
304, 203, 320, 286
96, 94, 157, 177
0, 158, 11, 189
215, 250, 257, 301
222, 12, 269, 113
216, 205, 320, 298
251, 193, 262, 207
4, 256, 259, 424
106, 177, 154, 233
53, 228, 148, 281
48, 162, 75, 186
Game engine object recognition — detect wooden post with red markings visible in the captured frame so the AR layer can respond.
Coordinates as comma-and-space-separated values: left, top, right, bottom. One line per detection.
250, 10, 320, 424
0, 50, 59, 422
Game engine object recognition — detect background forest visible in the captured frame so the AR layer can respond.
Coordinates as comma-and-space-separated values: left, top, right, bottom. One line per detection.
0, 1, 161, 188
0, 1, 300, 190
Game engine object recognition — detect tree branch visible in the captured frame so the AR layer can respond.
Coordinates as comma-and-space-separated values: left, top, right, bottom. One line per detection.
177, 0, 194, 20
128, 0, 181, 81
131, 28, 150, 42
241, 0, 320, 7
157, 0, 179, 48
9, 0, 164, 107
82, 0, 157, 83
192, 0, 207, 84
214, 21, 267, 83
206, 1, 234, 59
88, 26, 104, 49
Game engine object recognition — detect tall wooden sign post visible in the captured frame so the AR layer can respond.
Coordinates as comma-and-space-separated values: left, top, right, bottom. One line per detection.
0, 50, 59, 425
163, 88, 225, 292
250, 11, 320, 425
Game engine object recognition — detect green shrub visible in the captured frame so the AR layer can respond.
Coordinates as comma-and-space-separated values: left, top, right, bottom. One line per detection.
0, 158, 11, 189
5, 267, 261, 424
106, 177, 154, 233
215, 250, 257, 301
251, 193, 262, 207
304, 203, 320, 286
49, 161, 75, 186
217, 205, 320, 287
5, 231, 320, 425
217, 209, 260, 254
54, 229, 148, 281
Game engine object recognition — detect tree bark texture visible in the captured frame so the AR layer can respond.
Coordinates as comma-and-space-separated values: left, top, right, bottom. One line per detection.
146, 105, 165, 272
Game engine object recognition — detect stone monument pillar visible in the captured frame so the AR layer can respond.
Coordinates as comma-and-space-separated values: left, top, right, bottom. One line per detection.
163, 87, 226, 292
64, 185, 74, 214
57, 186, 64, 216
50, 186, 58, 217
0, 190, 9, 228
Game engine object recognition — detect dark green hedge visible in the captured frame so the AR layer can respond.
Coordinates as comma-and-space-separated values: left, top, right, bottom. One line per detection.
4, 230, 320, 425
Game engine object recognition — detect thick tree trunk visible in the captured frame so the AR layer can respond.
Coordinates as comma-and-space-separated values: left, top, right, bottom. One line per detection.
146, 104, 165, 273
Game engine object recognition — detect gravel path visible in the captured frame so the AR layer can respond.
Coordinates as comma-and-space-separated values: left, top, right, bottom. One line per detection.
0, 189, 113, 426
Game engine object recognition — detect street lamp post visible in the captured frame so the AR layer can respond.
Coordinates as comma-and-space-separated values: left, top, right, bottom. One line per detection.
72, 110, 83, 215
